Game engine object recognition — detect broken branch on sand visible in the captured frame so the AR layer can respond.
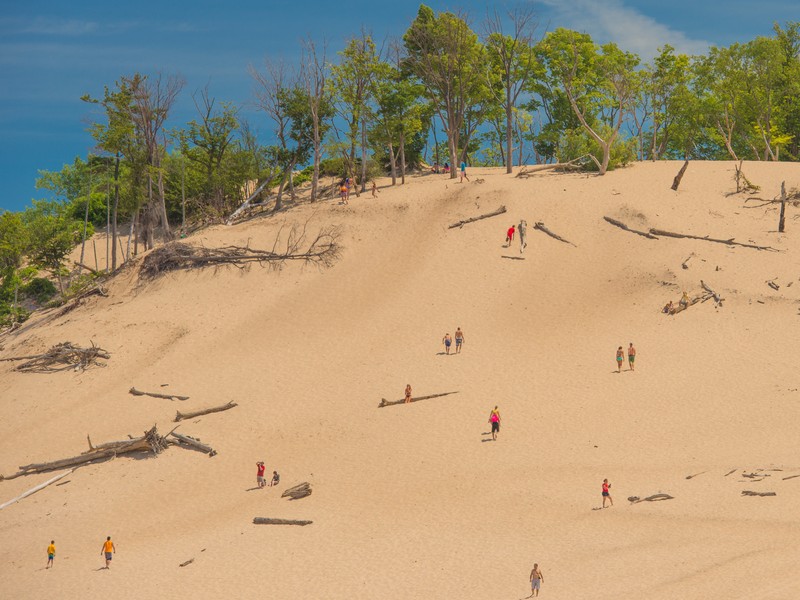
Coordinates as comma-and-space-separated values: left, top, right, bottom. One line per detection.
603, 216, 659, 239
648, 228, 778, 251
175, 401, 238, 422
515, 156, 588, 178
129, 387, 190, 401
0, 341, 109, 373
534, 222, 577, 246
741, 490, 776, 497
781, 474, 800, 481
282, 482, 312, 500
671, 160, 689, 191
139, 224, 341, 280
700, 280, 722, 304
448, 206, 506, 229
0, 469, 74, 510
179, 558, 195, 568
253, 517, 313, 526
378, 391, 459, 408
168, 432, 217, 456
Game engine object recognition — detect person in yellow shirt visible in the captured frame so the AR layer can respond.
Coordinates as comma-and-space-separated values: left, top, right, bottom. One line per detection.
46, 540, 55, 568
101, 536, 115, 569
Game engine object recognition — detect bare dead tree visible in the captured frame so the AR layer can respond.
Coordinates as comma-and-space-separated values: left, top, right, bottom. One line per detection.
300, 38, 329, 202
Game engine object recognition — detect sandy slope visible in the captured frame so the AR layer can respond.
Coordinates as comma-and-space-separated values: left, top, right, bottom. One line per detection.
1, 161, 800, 599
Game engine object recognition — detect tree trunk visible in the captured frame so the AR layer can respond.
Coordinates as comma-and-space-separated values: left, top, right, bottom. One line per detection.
399, 132, 406, 185
78, 170, 91, 273
671, 160, 689, 191
778, 180, 787, 233
157, 168, 170, 240
505, 100, 513, 174
111, 153, 120, 271
388, 143, 397, 186
360, 118, 368, 193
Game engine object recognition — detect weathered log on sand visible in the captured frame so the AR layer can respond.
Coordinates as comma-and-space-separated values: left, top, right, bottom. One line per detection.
253, 517, 313, 526
671, 159, 689, 191
448, 206, 506, 229
700, 280, 721, 304
378, 391, 459, 408
282, 482, 312, 500
648, 228, 778, 251
534, 222, 577, 246
175, 401, 238, 422
603, 216, 659, 239
0, 469, 73, 510
515, 156, 588, 178
168, 432, 217, 456
130, 387, 190, 401
782, 474, 800, 481
741, 490, 776, 497
179, 558, 195, 568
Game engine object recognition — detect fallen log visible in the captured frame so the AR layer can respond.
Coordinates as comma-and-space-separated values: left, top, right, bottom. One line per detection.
515, 155, 588, 178
603, 216, 659, 240
767, 280, 780, 291
378, 391, 459, 408
741, 490, 776, 497
534, 222, 577, 247
648, 228, 778, 251
168, 432, 217, 456
671, 159, 689, 191
779, 181, 787, 233
700, 280, 721, 304
253, 517, 312, 526
129, 387, 190, 401
175, 401, 237, 422
782, 474, 800, 481
73, 261, 101, 275
448, 206, 506, 229
0, 469, 73, 510
179, 558, 195, 568
282, 482, 312, 500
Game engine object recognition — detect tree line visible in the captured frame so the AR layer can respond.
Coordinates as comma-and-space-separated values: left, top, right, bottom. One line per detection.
1, 4, 798, 326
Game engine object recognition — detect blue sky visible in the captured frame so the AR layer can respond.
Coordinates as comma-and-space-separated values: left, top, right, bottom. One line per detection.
1, 0, 797, 212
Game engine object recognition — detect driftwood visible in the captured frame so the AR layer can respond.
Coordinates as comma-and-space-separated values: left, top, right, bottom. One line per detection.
515, 156, 588, 178
1, 426, 169, 481
628, 493, 674, 504
741, 490, 776, 497
681, 253, 694, 269
0, 469, 74, 510
700, 280, 722, 304
724, 468, 737, 477
685, 471, 706, 480
175, 401, 237, 422
648, 228, 778, 251
225, 179, 271, 225
534, 222, 576, 247
129, 387, 190, 401
671, 159, 689, 191
603, 216, 659, 240
253, 517, 312, 526
139, 225, 341, 280
378, 391, 459, 408
168, 432, 217, 456
448, 206, 506, 229
782, 474, 800, 481
0, 341, 109, 373
179, 558, 195, 568
73, 261, 101, 275
779, 181, 787, 233
282, 482, 312, 500
767, 280, 780, 291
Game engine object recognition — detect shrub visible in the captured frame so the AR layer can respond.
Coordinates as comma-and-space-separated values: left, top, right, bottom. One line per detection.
21, 277, 58, 305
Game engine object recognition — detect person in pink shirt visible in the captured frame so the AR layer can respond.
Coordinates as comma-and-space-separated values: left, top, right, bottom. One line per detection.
488, 406, 501, 441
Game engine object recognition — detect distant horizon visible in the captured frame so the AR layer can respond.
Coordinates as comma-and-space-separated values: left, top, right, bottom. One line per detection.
2, 0, 797, 212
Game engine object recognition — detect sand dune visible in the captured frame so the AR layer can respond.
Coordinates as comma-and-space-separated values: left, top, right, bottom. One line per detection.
2, 160, 800, 599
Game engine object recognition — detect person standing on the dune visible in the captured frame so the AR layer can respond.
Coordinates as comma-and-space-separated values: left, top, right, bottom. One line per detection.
405, 384, 412, 404
371, 180, 378, 198
46, 540, 55, 569
442, 333, 452, 354
529, 563, 544, 597
518, 219, 527, 253
459, 161, 469, 182
506, 224, 516, 247
345, 176, 352, 202
101, 536, 115, 569
628, 343, 636, 371
616, 346, 624, 372
602, 478, 613, 507
256, 461, 266, 488
454, 327, 464, 353
488, 406, 501, 441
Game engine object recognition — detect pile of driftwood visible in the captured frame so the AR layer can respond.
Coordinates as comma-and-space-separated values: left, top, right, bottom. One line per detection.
514, 156, 587, 178
0, 341, 109, 373
139, 225, 341, 280
282, 482, 312, 500
0, 425, 216, 482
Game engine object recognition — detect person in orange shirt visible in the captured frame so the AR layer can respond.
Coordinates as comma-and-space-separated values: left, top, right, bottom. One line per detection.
46, 540, 55, 569
101, 536, 115, 569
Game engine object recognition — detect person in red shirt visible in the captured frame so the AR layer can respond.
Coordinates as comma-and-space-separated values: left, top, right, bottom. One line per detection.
256, 461, 266, 488
506, 225, 515, 247
602, 478, 613, 508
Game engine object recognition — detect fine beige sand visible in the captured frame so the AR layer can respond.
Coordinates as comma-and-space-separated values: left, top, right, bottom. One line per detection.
1, 160, 800, 599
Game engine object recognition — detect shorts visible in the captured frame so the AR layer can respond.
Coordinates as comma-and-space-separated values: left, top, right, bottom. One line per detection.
105, 552, 113, 560
257, 476, 265, 484
48, 554, 54, 559
617, 357, 623, 362
602, 491, 609, 497
531, 579, 541, 590
629, 356, 635, 362
455, 338, 462, 345
491, 421, 500, 433
445, 340, 451, 347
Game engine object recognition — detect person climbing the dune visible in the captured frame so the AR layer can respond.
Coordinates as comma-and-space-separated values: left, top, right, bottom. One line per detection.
529, 563, 544, 597
460, 161, 469, 182
454, 327, 464, 353
488, 406, 501, 441
616, 346, 624, 372
506, 224, 516, 247
100, 536, 115, 569
256, 461, 266, 488
628, 343, 636, 371
46, 540, 55, 569
442, 332, 452, 354
518, 220, 528, 253
405, 384, 412, 404
679, 291, 690, 309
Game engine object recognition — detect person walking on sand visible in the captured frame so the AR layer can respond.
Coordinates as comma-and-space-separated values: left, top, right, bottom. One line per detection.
616, 346, 624, 372
602, 478, 613, 507
256, 461, 266, 488
459, 161, 469, 182
488, 406, 501, 441
404, 384, 412, 404
506, 224, 516, 247
442, 333, 452, 354
454, 327, 464, 353
46, 540, 55, 569
529, 563, 544, 597
371, 180, 378, 198
345, 176, 352, 201
101, 536, 115, 569
628, 343, 636, 371
339, 182, 348, 204
518, 219, 528, 253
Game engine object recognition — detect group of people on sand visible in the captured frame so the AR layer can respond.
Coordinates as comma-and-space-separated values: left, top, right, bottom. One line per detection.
338, 177, 380, 205
256, 461, 280, 488
430, 161, 470, 182
615, 343, 636, 372
662, 291, 690, 315
441, 327, 465, 355
44, 536, 116, 570
505, 220, 528, 253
